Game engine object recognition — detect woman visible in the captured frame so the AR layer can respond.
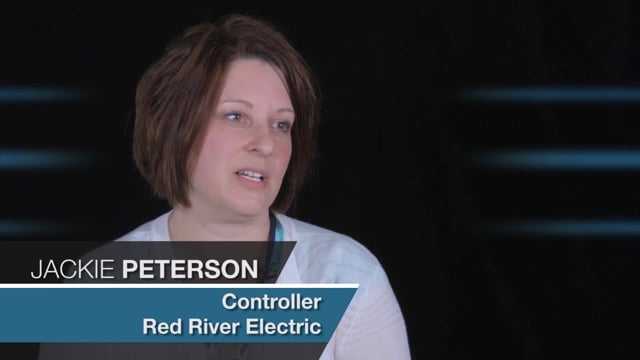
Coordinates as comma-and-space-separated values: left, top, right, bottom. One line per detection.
41, 14, 411, 360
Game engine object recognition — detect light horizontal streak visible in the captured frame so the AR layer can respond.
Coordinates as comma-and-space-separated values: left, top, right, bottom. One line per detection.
486, 220, 640, 236
0, 150, 93, 170
460, 87, 640, 103
0, 221, 73, 235
472, 150, 640, 170
0, 86, 88, 103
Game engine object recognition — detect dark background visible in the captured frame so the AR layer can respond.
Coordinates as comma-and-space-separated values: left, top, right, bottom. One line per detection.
3, 1, 640, 359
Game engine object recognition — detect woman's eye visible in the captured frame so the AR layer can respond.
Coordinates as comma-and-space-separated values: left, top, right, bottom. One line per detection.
225, 112, 242, 122
274, 121, 292, 133
224, 112, 251, 127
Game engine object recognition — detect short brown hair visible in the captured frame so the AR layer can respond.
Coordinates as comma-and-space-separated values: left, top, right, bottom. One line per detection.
133, 14, 320, 212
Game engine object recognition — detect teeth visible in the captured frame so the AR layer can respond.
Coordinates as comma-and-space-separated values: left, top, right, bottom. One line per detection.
238, 170, 264, 181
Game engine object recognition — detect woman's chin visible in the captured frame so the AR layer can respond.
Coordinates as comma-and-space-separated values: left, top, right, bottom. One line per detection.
228, 200, 271, 218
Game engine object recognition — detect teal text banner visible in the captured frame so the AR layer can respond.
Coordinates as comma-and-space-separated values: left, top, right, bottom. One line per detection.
0, 285, 357, 343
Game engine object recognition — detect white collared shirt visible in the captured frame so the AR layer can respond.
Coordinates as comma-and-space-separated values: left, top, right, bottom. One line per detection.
117, 211, 412, 360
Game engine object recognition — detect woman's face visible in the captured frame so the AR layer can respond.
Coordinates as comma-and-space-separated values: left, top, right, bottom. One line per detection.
188, 58, 294, 219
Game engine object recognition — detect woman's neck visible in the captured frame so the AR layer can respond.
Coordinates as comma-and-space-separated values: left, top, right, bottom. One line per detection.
168, 206, 271, 242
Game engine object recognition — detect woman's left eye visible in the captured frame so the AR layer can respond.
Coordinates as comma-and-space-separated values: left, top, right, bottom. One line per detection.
273, 121, 292, 133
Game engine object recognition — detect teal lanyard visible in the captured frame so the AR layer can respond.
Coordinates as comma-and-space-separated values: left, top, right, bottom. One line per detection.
263, 212, 284, 282
274, 217, 284, 242
268, 211, 284, 242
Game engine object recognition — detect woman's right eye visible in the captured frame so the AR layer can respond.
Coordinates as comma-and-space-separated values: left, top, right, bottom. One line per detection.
223, 111, 251, 127
225, 112, 242, 122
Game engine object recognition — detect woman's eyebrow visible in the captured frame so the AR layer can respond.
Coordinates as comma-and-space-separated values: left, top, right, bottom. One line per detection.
275, 108, 294, 115
219, 99, 253, 107
219, 99, 294, 114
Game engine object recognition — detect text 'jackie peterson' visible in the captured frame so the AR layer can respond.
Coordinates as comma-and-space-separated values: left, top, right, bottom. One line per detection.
30, 259, 260, 280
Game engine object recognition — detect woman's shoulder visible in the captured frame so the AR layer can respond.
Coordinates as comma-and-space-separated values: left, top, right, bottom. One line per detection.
114, 212, 171, 242
275, 213, 383, 284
